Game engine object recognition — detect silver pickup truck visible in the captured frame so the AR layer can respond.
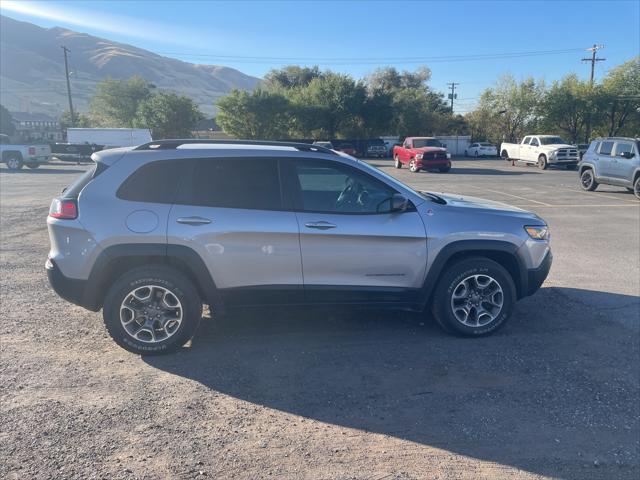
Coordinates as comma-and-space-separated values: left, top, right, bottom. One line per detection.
0, 134, 51, 170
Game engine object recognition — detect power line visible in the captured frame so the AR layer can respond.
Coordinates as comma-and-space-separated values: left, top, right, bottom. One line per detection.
581, 44, 605, 85
61, 46, 75, 125
154, 47, 587, 65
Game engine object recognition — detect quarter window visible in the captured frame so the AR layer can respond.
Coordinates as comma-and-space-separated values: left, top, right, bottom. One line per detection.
117, 159, 186, 204
179, 157, 282, 210
290, 160, 395, 214
599, 141, 614, 156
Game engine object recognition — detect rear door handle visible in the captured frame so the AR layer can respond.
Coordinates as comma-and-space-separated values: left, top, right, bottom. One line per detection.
176, 216, 211, 226
305, 221, 337, 230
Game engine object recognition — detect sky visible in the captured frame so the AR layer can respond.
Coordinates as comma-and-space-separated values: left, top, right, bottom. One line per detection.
2, 0, 639, 113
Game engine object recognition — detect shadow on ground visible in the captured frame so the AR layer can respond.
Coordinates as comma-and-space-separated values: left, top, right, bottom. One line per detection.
145, 287, 639, 478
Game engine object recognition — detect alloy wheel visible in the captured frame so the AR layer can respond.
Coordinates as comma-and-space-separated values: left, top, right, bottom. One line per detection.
450, 274, 504, 327
119, 285, 183, 343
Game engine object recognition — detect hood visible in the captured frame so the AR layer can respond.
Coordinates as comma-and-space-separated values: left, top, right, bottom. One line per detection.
424, 191, 542, 219
543, 144, 576, 150
414, 146, 447, 153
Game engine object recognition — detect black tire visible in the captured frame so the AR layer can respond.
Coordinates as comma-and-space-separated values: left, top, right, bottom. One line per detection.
409, 159, 420, 173
431, 257, 516, 337
634, 176, 640, 200
580, 168, 598, 191
501, 150, 509, 161
537, 155, 548, 170
6, 155, 23, 170
26, 163, 40, 169
394, 155, 402, 169
474, 150, 479, 158
103, 266, 202, 355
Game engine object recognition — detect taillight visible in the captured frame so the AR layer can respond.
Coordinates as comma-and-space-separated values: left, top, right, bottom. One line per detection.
49, 198, 78, 219
28, 147, 36, 155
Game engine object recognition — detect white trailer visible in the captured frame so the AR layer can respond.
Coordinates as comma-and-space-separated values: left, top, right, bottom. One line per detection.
67, 128, 152, 148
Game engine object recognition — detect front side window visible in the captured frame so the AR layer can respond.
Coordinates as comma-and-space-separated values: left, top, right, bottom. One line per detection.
614, 142, 634, 158
182, 157, 282, 210
290, 160, 396, 214
522, 137, 531, 145
599, 141, 614, 156
530, 138, 540, 147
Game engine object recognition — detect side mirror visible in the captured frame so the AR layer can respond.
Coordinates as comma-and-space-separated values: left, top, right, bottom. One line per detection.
378, 193, 410, 213
620, 151, 635, 159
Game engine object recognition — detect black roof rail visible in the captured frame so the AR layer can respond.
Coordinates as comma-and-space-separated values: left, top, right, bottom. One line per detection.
134, 139, 338, 155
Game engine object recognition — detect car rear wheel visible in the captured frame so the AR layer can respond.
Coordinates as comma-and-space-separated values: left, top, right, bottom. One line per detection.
394, 155, 402, 169
501, 150, 510, 161
431, 257, 516, 336
6, 155, 23, 170
103, 266, 202, 355
409, 159, 420, 173
634, 177, 640, 200
580, 168, 598, 191
537, 155, 548, 170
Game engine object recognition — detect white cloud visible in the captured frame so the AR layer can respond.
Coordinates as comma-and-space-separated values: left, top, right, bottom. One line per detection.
1, 1, 219, 48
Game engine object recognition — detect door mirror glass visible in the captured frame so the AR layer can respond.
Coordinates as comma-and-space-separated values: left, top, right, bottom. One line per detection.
378, 193, 410, 213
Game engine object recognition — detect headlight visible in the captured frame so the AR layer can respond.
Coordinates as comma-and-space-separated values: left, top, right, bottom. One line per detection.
446, 153, 452, 159
549, 151, 557, 158
524, 225, 549, 240
416, 153, 423, 159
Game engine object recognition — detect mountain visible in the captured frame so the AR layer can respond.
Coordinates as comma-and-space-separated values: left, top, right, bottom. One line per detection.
0, 15, 261, 117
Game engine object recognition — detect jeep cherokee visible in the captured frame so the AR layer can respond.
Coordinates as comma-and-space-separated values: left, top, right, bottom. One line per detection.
47, 140, 552, 354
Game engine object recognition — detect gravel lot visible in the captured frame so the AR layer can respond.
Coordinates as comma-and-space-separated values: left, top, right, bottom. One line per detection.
1, 158, 638, 480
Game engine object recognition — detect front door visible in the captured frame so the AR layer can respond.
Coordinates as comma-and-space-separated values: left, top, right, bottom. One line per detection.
596, 140, 616, 178
282, 158, 427, 304
167, 157, 303, 304
611, 141, 637, 183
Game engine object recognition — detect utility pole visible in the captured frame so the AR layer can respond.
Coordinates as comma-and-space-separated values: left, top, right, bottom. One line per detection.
447, 82, 458, 113
581, 44, 605, 85
61, 46, 75, 126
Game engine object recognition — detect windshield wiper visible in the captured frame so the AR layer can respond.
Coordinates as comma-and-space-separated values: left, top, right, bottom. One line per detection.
420, 191, 447, 205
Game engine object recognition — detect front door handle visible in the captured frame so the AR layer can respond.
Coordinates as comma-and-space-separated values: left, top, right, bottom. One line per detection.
305, 221, 337, 230
177, 216, 211, 226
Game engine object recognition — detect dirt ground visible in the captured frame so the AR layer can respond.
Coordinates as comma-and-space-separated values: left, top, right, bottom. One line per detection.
1, 159, 638, 479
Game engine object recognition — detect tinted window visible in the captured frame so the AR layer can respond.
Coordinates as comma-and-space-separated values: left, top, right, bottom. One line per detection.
291, 160, 395, 214
522, 137, 531, 145
117, 159, 186, 204
599, 141, 614, 156
540, 136, 567, 145
530, 138, 539, 147
64, 162, 109, 199
180, 157, 282, 210
614, 142, 634, 157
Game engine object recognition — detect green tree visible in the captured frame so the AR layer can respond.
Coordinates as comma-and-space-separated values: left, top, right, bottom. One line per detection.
597, 58, 640, 137
216, 89, 292, 139
540, 74, 592, 143
0, 104, 15, 137
90, 76, 152, 127
59, 110, 93, 130
264, 66, 323, 90
136, 91, 203, 139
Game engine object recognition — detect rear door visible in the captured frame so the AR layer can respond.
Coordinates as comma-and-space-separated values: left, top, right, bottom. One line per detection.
282, 158, 427, 303
167, 157, 303, 304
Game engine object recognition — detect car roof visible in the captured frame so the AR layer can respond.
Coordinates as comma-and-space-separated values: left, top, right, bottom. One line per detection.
594, 137, 639, 142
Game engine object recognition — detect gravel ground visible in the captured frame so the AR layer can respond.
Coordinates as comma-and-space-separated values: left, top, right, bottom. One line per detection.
1, 159, 639, 480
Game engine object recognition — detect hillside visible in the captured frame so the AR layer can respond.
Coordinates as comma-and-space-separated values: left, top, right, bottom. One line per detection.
0, 15, 261, 117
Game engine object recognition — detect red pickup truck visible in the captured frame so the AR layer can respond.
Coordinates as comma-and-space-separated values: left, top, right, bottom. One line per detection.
393, 137, 451, 173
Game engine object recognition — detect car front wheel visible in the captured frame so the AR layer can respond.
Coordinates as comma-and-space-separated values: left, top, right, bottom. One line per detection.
394, 155, 402, 169
103, 266, 202, 355
537, 155, 548, 170
431, 257, 516, 336
580, 169, 598, 191
409, 159, 420, 173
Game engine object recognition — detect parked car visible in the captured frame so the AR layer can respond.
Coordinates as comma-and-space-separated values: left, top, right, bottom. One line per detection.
67, 128, 152, 148
0, 133, 51, 170
366, 144, 387, 158
46, 139, 551, 354
465, 142, 497, 157
393, 137, 451, 173
313, 141, 334, 150
579, 137, 640, 199
500, 135, 579, 170
336, 143, 356, 156
51, 142, 103, 163
577, 143, 589, 160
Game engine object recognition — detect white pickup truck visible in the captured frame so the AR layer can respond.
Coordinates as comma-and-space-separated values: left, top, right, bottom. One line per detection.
0, 134, 51, 170
500, 135, 580, 170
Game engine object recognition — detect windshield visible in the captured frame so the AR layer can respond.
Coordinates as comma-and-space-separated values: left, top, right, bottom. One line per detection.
539, 136, 567, 145
480, 142, 493, 146
412, 138, 443, 148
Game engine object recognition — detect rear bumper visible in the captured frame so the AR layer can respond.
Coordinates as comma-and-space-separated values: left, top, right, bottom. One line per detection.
46, 257, 98, 311
525, 249, 552, 296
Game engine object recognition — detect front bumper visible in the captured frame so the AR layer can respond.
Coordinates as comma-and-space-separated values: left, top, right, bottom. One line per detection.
549, 157, 579, 164
417, 159, 450, 169
526, 249, 552, 296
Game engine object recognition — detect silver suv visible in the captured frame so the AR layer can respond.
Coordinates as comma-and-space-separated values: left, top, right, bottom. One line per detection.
579, 137, 640, 199
47, 140, 552, 354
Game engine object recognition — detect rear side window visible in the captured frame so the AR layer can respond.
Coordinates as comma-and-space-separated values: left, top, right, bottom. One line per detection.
63, 162, 108, 199
178, 157, 282, 210
598, 141, 614, 156
614, 142, 634, 156
117, 159, 187, 204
